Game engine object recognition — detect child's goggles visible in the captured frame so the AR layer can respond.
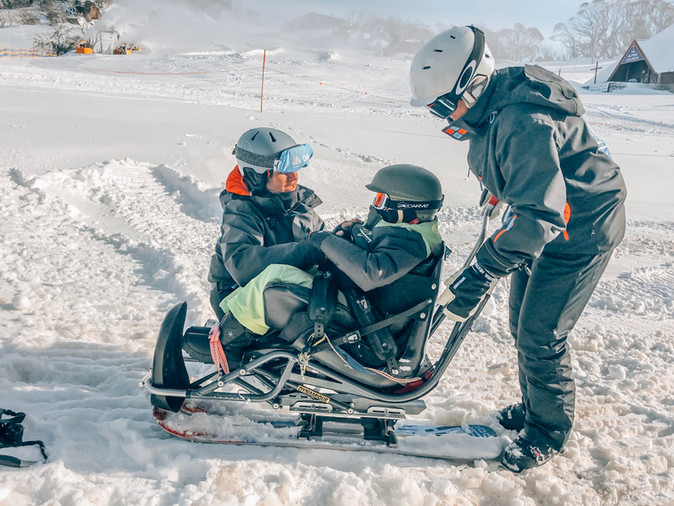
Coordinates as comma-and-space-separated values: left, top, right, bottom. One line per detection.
373, 193, 443, 212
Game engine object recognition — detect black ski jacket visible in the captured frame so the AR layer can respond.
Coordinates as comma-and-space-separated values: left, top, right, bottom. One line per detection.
319, 215, 444, 292
208, 170, 325, 293
448, 65, 626, 275
314, 210, 444, 313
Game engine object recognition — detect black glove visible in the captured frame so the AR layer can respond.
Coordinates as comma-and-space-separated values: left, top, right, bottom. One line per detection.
298, 233, 327, 266
443, 262, 498, 322
332, 219, 363, 241
350, 223, 373, 249
307, 231, 331, 250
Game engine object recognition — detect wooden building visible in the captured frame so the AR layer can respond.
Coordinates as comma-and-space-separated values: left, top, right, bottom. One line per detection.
608, 25, 674, 87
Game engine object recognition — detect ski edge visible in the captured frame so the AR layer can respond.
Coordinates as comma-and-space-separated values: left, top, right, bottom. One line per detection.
153, 408, 504, 463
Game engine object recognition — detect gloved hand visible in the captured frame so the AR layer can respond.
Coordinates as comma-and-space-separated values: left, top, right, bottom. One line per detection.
300, 232, 329, 266
479, 188, 505, 221
442, 261, 498, 322
307, 231, 331, 250
332, 218, 363, 241
349, 223, 373, 249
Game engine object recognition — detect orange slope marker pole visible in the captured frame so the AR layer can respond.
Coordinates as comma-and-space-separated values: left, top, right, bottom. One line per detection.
260, 49, 267, 113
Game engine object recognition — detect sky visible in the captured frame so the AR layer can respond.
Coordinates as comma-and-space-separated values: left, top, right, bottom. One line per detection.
87, 0, 586, 57
261, 0, 584, 37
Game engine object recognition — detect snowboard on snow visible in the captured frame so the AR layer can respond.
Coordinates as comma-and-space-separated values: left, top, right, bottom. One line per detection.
152, 402, 505, 462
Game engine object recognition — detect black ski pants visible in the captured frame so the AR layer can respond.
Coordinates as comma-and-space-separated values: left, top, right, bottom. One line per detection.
509, 248, 614, 451
210, 282, 236, 323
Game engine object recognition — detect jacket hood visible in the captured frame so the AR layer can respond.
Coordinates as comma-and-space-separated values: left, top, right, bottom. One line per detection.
225, 166, 251, 196
455, 65, 584, 133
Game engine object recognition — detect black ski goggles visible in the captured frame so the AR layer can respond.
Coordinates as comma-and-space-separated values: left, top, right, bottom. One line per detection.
373, 192, 443, 223
426, 94, 459, 119
374, 192, 443, 211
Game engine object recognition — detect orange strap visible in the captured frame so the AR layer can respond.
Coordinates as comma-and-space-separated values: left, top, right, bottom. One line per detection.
563, 202, 571, 240
209, 325, 230, 375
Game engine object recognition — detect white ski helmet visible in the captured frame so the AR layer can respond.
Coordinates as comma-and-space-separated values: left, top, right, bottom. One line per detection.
410, 26, 494, 118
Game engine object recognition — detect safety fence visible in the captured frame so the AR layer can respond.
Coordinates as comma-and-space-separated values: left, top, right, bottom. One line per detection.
0, 47, 615, 106
0, 47, 57, 58
59, 54, 409, 111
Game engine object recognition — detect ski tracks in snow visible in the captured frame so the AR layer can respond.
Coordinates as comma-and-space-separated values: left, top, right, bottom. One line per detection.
0, 160, 227, 482
1, 161, 673, 503
0, 160, 219, 350
35, 159, 218, 313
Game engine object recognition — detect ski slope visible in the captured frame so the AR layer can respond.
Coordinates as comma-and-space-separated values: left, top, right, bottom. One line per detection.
1, 6, 674, 505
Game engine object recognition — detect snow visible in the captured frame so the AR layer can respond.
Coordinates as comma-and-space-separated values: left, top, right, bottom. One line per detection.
0, 23, 53, 49
1, 4, 674, 505
638, 24, 674, 74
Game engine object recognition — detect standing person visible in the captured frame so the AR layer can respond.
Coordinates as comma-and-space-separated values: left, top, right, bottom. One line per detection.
204, 127, 325, 324
409, 26, 626, 472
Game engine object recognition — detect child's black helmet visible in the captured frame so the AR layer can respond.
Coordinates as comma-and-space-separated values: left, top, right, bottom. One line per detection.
366, 164, 443, 223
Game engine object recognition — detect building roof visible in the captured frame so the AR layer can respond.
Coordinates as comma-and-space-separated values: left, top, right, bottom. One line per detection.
636, 24, 674, 74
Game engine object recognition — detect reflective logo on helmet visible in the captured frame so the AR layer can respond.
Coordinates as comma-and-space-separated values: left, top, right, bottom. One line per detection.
398, 201, 433, 210
455, 60, 477, 95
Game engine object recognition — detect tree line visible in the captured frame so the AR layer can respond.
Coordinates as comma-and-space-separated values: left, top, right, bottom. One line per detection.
0, 0, 112, 54
3, 0, 673, 61
0, 0, 112, 12
485, 0, 673, 61
553, 0, 673, 59
349, 0, 674, 61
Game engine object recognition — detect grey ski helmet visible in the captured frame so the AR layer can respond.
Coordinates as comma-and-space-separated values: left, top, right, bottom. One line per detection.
234, 127, 298, 174
366, 164, 443, 223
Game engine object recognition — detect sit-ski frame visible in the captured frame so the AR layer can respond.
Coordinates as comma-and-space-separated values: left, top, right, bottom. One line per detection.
142, 205, 497, 443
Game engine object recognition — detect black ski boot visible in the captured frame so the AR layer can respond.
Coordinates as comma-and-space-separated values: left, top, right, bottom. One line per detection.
496, 403, 526, 432
182, 312, 249, 366
501, 434, 559, 473
182, 327, 214, 363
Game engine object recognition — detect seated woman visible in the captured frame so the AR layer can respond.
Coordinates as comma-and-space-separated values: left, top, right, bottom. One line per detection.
184, 164, 445, 378
205, 126, 325, 322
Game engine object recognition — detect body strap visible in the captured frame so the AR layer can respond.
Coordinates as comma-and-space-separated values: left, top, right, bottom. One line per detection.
309, 297, 432, 355
307, 271, 337, 342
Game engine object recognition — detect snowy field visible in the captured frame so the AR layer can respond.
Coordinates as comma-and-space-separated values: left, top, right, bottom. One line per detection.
1, 7, 674, 506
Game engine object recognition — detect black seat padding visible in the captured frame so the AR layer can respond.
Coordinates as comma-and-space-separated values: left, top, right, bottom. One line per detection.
249, 253, 443, 391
